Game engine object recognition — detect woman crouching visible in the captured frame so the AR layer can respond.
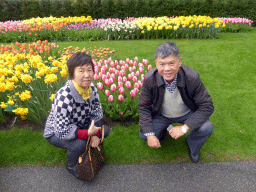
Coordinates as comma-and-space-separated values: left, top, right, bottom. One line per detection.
43, 52, 109, 179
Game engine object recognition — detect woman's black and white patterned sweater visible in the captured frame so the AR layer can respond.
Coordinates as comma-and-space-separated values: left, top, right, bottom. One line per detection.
43, 80, 103, 140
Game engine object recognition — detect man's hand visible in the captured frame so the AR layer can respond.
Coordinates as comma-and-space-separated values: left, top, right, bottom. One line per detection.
88, 120, 101, 136
169, 124, 189, 139
90, 136, 100, 148
169, 126, 184, 140
147, 135, 161, 148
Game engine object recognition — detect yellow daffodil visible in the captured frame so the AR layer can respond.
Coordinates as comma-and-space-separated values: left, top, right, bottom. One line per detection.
0, 102, 7, 109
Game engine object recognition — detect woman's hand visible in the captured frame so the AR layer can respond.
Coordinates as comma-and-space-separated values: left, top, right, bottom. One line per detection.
88, 120, 101, 136
90, 136, 100, 148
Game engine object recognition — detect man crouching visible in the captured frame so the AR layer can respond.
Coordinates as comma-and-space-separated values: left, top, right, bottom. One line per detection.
138, 42, 214, 163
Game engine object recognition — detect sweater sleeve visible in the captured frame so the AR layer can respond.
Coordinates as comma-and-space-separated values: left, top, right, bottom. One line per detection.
50, 89, 78, 140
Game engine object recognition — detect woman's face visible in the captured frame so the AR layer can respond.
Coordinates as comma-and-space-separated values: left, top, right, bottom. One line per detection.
73, 64, 94, 88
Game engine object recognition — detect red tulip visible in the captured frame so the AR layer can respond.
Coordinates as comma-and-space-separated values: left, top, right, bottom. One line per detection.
108, 95, 114, 102
97, 82, 103, 90
105, 90, 110, 96
119, 87, 125, 94
118, 94, 124, 102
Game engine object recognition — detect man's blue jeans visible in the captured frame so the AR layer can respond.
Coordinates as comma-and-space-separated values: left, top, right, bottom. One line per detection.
140, 112, 213, 156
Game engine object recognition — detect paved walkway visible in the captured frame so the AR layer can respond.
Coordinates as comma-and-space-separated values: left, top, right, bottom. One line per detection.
1, 160, 256, 192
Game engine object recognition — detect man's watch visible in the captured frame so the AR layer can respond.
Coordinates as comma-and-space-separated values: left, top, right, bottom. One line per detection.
181, 125, 188, 134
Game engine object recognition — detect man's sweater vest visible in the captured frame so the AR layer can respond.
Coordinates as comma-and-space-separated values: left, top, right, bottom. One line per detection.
160, 87, 191, 118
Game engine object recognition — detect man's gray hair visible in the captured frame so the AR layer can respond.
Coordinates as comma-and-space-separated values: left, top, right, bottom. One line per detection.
155, 42, 180, 60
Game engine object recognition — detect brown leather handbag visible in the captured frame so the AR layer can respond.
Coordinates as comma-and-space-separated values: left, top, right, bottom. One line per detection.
77, 125, 105, 180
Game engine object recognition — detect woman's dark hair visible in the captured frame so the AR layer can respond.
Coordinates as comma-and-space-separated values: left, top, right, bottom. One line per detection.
66, 52, 95, 79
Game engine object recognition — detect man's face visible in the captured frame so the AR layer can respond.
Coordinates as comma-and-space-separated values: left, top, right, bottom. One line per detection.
155, 55, 182, 83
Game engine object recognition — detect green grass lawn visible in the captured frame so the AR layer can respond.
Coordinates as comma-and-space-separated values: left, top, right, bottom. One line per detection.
1, 29, 256, 166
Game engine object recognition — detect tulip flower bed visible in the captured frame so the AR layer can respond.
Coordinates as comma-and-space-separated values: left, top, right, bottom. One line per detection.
0, 40, 151, 124
0, 15, 228, 43
217, 17, 254, 32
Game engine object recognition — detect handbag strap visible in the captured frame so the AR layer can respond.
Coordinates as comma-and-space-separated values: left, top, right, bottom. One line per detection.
86, 124, 104, 150
101, 125, 105, 143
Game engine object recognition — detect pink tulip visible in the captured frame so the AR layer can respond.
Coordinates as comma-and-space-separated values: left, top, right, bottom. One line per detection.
134, 88, 139, 94
136, 71, 140, 76
148, 65, 152, 71
119, 70, 125, 77
131, 72, 135, 77
109, 68, 113, 73
134, 57, 138, 63
106, 72, 111, 78
116, 65, 121, 70
126, 58, 130, 63
125, 64, 129, 69
110, 61, 115, 67
134, 83, 140, 89
130, 90, 136, 97
109, 77, 114, 84
97, 82, 103, 90
94, 74, 99, 80
125, 81, 132, 89
110, 73, 115, 79
139, 67, 144, 73
129, 67, 133, 73
118, 76, 122, 82
133, 76, 138, 83
115, 70, 119, 76
118, 94, 124, 102
105, 90, 110, 96
119, 87, 125, 94
118, 82, 123, 88
138, 63, 143, 68
133, 66, 136, 71
105, 79, 111, 86
98, 62, 102, 68
138, 80, 142, 88
123, 76, 127, 83
110, 84, 117, 92
129, 60, 134, 65
143, 59, 149, 65
134, 62, 137, 66
108, 95, 114, 102
102, 74, 107, 81
108, 58, 112, 63
115, 60, 119, 65
128, 74, 132, 80
120, 112, 123, 115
